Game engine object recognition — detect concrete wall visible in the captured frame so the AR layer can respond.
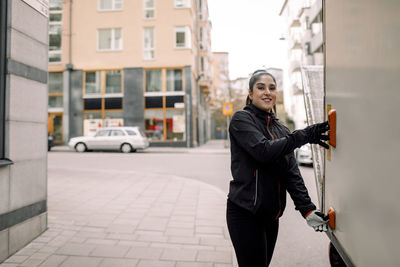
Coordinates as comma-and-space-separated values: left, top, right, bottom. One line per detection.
123, 68, 144, 130
0, 0, 48, 262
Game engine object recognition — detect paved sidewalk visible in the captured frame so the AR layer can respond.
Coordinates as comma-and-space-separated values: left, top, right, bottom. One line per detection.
1, 163, 236, 266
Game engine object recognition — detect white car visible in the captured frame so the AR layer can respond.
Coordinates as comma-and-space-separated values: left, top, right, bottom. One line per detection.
68, 127, 149, 153
295, 144, 313, 166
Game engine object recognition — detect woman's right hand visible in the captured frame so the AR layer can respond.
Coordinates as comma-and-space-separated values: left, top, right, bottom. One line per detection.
292, 121, 330, 149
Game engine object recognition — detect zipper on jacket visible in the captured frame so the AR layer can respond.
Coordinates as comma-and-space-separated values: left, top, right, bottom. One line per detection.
275, 182, 281, 220
267, 115, 275, 140
253, 169, 258, 206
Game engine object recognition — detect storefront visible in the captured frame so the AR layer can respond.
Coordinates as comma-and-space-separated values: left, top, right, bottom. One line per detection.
143, 68, 186, 142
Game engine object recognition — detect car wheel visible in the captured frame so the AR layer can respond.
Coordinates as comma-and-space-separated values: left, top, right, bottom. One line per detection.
121, 143, 132, 153
75, 142, 87, 152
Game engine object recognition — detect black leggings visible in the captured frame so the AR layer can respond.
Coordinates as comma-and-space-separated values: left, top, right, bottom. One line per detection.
226, 199, 279, 267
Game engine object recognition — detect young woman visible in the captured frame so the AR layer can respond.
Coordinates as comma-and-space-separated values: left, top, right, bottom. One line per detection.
227, 70, 329, 267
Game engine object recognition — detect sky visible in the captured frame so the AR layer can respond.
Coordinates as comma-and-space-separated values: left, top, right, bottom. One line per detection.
208, 0, 287, 80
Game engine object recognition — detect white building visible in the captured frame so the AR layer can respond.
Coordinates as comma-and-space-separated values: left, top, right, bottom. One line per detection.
280, 0, 323, 129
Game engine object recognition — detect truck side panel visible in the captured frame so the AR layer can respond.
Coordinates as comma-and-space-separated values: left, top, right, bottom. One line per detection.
324, 0, 400, 266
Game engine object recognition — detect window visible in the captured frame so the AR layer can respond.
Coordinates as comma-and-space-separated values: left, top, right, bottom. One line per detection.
144, 68, 185, 142
99, 0, 123, 11
126, 130, 136, 136
111, 130, 125, 136
106, 70, 122, 93
174, 0, 190, 8
48, 73, 63, 108
145, 70, 162, 92
49, 0, 62, 63
83, 70, 124, 135
98, 28, 122, 51
85, 71, 101, 94
143, 27, 155, 60
175, 27, 191, 49
166, 69, 182, 92
144, 0, 155, 19
200, 57, 204, 72
95, 130, 110, 137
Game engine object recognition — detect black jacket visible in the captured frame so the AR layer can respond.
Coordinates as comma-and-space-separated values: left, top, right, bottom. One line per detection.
228, 104, 316, 218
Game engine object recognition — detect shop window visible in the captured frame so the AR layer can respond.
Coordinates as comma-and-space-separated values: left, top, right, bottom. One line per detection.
85, 71, 101, 94
145, 70, 162, 92
145, 96, 163, 108
143, 27, 155, 60
105, 97, 122, 109
106, 70, 122, 93
166, 95, 184, 108
98, 28, 122, 51
144, 109, 164, 141
99, 0, 123, 11
84, 98, 102, 110
144, 0, 155, 19
166, 109, 185, 141
166, 69, 182, 91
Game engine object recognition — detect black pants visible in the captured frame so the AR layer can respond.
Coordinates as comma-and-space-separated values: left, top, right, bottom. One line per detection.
226, 199, 279, 267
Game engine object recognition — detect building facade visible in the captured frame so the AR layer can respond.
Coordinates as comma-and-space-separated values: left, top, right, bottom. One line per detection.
0, 0, 48, 262
48, 0, 213, 147
280, 0, 323, 129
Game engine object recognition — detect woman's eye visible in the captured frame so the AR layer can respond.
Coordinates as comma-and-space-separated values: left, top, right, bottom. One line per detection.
270, 87, 276, 91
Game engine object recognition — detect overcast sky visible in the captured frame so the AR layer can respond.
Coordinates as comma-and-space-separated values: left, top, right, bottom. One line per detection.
208, 0, 286, 80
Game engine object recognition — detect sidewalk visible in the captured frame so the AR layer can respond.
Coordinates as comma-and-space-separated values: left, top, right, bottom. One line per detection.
0, 150, 236, 266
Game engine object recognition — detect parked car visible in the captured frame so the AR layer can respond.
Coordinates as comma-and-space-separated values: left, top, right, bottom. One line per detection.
48, 133, 54, 151
295, 143, 313, 166
68, 127, 149, 153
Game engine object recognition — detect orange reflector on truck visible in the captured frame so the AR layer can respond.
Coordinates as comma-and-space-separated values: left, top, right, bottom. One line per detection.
328, 109, 336, 148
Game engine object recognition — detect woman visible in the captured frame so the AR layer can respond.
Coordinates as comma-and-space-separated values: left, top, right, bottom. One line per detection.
227, 70, 329, 267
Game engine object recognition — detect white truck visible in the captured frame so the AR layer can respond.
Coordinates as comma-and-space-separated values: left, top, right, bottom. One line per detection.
302, 1, 400, 266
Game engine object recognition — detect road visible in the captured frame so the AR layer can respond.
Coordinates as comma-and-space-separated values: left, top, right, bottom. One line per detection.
49, 148, 330, 266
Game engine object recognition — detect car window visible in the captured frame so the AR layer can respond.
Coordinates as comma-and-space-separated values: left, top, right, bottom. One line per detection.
95, 130, 110, 137
126, 130, 137, 136
111, 130, 125, 136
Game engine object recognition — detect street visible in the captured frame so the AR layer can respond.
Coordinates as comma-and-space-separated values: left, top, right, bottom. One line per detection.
48, 141, 330, 266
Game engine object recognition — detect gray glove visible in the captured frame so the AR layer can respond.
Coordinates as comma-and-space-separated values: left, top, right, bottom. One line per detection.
306, 210, 329, 232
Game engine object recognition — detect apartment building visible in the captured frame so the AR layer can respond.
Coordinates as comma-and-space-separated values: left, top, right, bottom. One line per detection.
48, 0, 213, 147
280, 0, 323, 129
211, 52, 230, 102
1, 0, 48, 262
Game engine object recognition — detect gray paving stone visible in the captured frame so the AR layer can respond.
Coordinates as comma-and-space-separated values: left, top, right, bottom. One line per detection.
0, 263, 19, 267
59, 256, 102, 267
106, 224, 136, 234
57, 243, 96, 256
125, 247, 163, 260
197, 250, 232, 263
137, 218, 168, 231
37, 255, 67, 267
168, 236, 200, 245
86, 239, 118, 245
195, 226, 223, 235
176, 262, 212, 267
20, 258, 44, 267
165, 228, 194, 237
160, 248, 197, 261
136, 260, 175, 267
4, 255, 29, 264
29, 252, 51, 260
90, 245, 130, 258
98, 258, 138, 267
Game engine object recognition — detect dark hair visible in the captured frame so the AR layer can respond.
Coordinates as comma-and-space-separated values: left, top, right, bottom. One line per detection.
246, 70, 277, 110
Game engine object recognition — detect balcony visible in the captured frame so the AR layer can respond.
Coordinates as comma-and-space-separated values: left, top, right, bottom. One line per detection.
310, 29, 323, 53
309, 0, 322, 23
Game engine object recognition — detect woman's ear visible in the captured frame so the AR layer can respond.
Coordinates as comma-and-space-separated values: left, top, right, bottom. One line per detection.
248, 91, 253, 101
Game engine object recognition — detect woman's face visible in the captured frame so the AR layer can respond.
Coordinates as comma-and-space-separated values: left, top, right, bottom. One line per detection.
249, 74, 277, 112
